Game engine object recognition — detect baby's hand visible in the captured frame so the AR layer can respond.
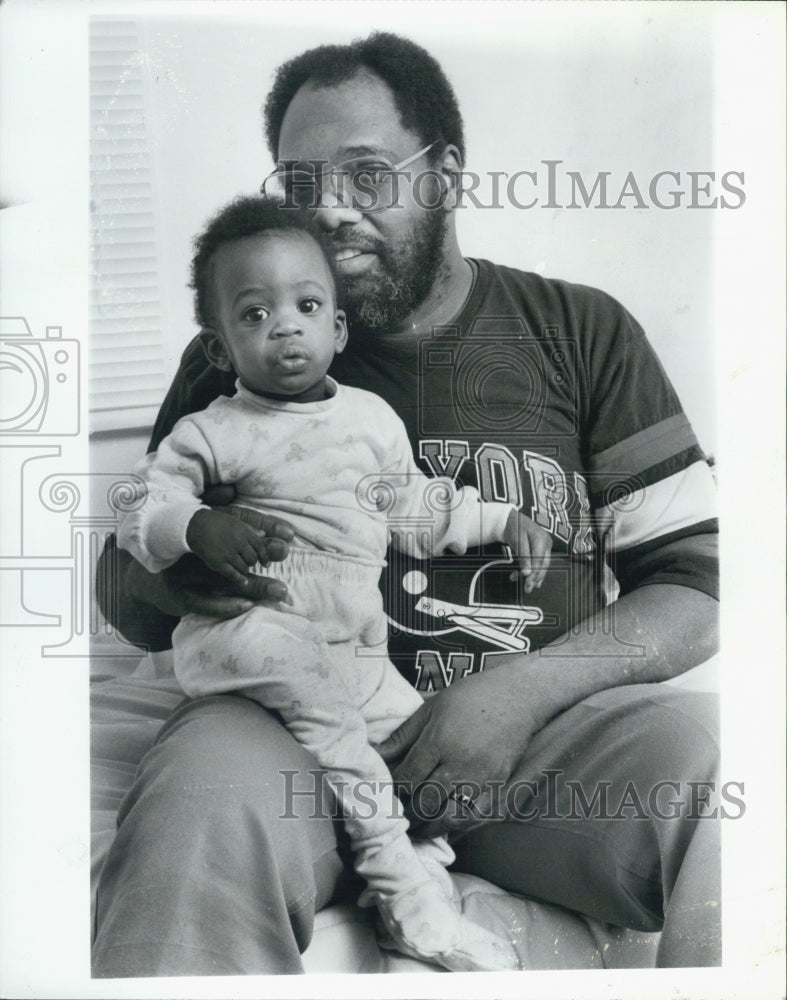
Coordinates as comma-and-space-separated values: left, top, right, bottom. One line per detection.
185, 508, 272, 589
502, 509, 552, 594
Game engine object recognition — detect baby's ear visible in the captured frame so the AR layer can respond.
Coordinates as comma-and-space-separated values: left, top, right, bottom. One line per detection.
199, 328, 233, 371
333, 310, 349, 354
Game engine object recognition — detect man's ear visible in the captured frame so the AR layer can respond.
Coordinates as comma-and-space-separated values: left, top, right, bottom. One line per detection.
333, 310, 349, 354
435, 144, 464, 213
199, 328, 234, 371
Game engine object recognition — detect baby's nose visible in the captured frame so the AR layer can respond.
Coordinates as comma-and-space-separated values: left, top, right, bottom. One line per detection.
270, 314, 302, 337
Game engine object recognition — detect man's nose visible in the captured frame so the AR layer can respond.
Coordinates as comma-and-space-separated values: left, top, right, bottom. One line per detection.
312, 182, 364, 231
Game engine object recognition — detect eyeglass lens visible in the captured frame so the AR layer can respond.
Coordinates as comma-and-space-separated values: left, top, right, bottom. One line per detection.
264, 159, 403, 212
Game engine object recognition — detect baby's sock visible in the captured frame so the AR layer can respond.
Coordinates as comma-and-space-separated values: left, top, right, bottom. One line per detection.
357, 835, 519, 972
372, 870, 520, 972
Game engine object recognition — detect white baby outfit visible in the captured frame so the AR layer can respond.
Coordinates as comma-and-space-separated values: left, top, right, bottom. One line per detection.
119, 377, 519, 970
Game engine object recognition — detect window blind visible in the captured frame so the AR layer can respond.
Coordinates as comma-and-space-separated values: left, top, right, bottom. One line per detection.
89, 19, 168, 433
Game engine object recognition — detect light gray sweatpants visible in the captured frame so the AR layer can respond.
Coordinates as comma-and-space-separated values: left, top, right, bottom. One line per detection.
92, 682, 720, 975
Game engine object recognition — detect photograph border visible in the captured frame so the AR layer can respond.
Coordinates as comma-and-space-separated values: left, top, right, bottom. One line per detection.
0, 2, 784, 998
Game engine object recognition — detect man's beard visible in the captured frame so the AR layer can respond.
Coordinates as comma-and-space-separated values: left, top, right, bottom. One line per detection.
336, 211, 446, 333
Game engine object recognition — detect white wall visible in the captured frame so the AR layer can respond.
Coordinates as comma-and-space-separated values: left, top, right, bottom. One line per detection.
90, 430, 150, 480
94, 4, 719, 471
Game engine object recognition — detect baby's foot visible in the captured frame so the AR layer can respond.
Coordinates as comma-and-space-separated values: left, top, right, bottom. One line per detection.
374, 877, 520, 972
409, 837, 456, 900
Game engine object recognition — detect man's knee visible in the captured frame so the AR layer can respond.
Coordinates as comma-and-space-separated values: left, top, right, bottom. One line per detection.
95, 695, 346, 958
118, 694, 341, 866
581, 685, 719, 780
452, 686, 720, 925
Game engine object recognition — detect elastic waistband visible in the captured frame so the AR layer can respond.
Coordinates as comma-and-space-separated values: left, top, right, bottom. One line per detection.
253, 545, 384, 586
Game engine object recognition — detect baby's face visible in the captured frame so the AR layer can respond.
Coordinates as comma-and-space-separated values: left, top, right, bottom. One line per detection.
210, 230, 346, 402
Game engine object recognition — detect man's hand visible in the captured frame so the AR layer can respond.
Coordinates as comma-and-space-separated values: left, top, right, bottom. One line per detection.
502, 508, 552, 594
378, 666, 544, 838
378, 582, 719, 838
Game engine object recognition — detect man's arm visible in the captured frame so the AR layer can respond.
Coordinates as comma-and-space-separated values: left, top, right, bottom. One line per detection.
379, 541, 719, 835
507, 576, 719, 714
96, 537, 178, 651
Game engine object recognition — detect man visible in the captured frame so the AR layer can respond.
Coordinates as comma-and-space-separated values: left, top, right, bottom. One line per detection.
93, 32, 720, 975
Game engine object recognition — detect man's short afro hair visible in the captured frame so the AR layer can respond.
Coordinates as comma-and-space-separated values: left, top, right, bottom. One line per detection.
190, 195, 342, 328
263, 32, 465, 165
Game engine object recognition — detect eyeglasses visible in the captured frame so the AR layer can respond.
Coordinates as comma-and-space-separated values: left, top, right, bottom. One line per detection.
260, 141, 438, 214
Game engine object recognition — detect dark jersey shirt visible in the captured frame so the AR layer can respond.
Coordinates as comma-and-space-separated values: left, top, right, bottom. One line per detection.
149, 260, 718, 690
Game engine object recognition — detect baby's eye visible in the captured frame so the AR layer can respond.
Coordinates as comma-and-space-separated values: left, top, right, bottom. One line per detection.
242, 305, 269, 323
299, 297, 322, 314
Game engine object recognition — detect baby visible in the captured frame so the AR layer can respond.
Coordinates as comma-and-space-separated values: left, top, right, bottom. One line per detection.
118, 196, 552, 972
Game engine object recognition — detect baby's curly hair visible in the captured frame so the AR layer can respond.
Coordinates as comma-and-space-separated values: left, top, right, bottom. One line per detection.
190, 195, 342, 327
263, 32, 465, 166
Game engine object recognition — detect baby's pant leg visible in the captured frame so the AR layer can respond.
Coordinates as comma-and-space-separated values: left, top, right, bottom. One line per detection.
335, 640, 520, 971
176, 607, 428, 899
175, 582, 516, 969
349, 653, 459, 898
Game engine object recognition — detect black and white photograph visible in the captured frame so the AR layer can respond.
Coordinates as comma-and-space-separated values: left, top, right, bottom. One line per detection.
0, 2, 784, 997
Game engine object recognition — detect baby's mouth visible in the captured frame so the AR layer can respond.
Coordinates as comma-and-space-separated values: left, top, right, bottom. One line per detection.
276, 345, 309, 371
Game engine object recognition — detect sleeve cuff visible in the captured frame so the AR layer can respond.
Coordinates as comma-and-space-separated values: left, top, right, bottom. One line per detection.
460, 496, 514, 549
145, 499, 201, 566
119, 497, 201, 573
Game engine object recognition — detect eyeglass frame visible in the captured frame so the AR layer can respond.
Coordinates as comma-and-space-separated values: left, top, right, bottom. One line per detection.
259, 141, 440, 214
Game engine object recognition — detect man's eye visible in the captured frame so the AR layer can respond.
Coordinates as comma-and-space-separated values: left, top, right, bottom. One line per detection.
242, 306, 269, 323
352, 165, 389, 187
299, 298, 321, 314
